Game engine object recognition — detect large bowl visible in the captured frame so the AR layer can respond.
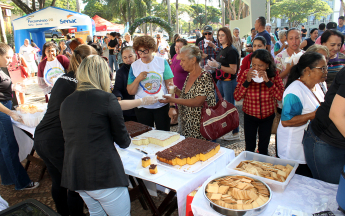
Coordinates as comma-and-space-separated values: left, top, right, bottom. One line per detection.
203, 174, 272, 216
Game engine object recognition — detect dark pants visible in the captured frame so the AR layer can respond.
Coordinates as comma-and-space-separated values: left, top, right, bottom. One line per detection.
302, 126, 345, 184
244, 113, 275, 155
135, 104, 170, 131
34, 140, 85, 216
0, 100, 31, 190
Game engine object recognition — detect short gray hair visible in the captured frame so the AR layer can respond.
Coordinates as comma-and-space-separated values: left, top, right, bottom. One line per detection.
86, 35, 92, 42
278, 30, 287, 40
306, 44, 330, 58
180, 45, 203, 63
233, 27, 240, 32
266, 23, 272, 27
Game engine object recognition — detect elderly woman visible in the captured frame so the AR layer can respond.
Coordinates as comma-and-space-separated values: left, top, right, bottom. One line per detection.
127, 36, 176, 131
102, 37, 109, 60
160, 45, 216, 139
233, 27, 242, 59
38, 42, 70, 97
170, 34, 180, 59
277, 53, 327, 177
123, 33, 133, 47
234, 49, 284, 155
300, 28, 318, 51
60, 56, 131, 215
0, 43, 39, 190
266, 23, 278, 45
321, 29, 345, 87
206, 27, 239, 140
275, 28, 305, 87
86, 35, 93, 45
240, 36, 267, 77
273, 30, 287, 57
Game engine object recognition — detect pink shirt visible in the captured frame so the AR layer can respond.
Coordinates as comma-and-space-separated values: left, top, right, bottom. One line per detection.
315, 36, 345, 52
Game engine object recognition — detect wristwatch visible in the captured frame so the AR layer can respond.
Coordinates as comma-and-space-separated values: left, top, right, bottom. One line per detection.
218, 64, 222, 70
170, 105, 176, 109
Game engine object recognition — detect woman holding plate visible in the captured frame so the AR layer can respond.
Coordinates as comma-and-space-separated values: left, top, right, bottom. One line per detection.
234, 49, 284, 155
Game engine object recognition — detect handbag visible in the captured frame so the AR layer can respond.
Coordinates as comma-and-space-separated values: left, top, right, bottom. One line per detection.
271, 103, 280, 134
19, 57, 29, 78
200, 72, 240, 140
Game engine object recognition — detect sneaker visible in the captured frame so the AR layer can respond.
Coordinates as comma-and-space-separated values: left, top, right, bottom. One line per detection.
22, 182, 39, 190
221, 133, 240, 141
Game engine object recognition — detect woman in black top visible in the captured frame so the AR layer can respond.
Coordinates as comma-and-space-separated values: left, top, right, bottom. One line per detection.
205, 27, 240, 140
60, 55, 131, 215
113, 46, 137, 122
303, 67, 345, 184
0, 43, 39, 190
300, 28, 318, 51
34, 45, 97, 216
170, 34, 180, 60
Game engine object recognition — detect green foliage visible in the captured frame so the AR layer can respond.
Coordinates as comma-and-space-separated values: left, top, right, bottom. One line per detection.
271, 0, 333, 27
129, 16, 173, 39
82, 0, 111, 20
191, 4, 221, 28
45, 0, 77, 11
0, 0, 24, 15
152, 3, 192, 25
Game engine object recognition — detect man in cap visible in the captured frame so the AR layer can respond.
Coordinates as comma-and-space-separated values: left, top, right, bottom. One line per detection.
198, 25, 220, 67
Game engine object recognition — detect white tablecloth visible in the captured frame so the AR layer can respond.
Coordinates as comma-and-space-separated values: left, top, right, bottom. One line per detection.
120, 147, 235, 216
11, 120, 35, 161
192, 169, 343, 216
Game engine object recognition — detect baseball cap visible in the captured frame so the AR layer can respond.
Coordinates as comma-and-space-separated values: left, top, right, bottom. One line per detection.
203, 25, 213, 33
326, 22, 337, 30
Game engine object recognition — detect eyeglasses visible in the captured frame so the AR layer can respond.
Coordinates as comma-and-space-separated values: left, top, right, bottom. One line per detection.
204, 32, 212, 35
138, 49, 149, 54
312, 66, 328, 74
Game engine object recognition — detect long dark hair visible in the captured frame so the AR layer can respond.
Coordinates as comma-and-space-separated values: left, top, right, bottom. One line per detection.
42, 42, 58, 60
250, 49, 276, 78
285, 52, 324, 88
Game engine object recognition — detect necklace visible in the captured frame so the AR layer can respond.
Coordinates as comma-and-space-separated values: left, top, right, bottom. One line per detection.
297, 79, 321, 105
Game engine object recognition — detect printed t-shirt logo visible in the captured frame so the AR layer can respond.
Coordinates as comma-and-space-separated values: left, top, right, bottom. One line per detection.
139, 72, 162, 94
45, 67, 64, 86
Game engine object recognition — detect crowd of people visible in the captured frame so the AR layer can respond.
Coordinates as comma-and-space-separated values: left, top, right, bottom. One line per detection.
0, 14, 345, 216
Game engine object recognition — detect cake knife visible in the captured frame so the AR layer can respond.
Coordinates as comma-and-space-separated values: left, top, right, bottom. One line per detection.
135, 148, 148, 155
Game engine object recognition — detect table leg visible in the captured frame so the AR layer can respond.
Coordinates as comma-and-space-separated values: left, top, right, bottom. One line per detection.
24, 148, 35, 170
136, 178, 160, 215
164, 198, 177, 216
128, 176, 148, 210
157, 190, 176, 214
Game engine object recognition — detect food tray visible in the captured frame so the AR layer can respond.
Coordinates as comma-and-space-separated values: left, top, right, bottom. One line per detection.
203, 174, 272, 216
15, 104, 47, 127
226, 151, 298, 192
126, 134, 186, 155
157, 148, 226, 174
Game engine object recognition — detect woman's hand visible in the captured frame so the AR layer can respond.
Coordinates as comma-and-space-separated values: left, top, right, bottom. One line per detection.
246, 69, 256, 82
9, 111, 23, 123
158, 95, 175, 104
208, 58, 220, 68
258, 71, 269, 82
141, 96, 158, 105
169, 108, 178, 122
137, 72, 149, 82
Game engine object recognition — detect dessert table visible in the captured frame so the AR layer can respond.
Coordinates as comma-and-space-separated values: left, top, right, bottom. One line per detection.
191, 168, 343, 216
119, 147, 235, 216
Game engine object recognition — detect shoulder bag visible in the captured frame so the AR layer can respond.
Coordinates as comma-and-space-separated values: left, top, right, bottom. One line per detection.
200, 72, 240, 140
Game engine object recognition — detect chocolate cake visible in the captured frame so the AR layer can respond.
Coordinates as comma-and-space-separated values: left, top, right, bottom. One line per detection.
125, 121, 152, 137
156, 137, 220, 166
149, 164, 158, 174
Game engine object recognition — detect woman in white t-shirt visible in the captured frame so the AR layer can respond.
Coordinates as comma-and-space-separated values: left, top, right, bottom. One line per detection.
127, 36, 177, 131
155, 33, 169, 59
38, 42, 70, 100
277, 52, 327, 177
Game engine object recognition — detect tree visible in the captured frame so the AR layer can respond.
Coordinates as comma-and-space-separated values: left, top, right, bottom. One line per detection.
271, 0, 333, 28
222, 0, 249, 21
12, 0, 57, 14
190, 4, 221, 28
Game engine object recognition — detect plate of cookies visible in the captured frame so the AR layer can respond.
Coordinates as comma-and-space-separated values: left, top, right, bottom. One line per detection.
204, 175, 272, 215
137, 155, 166, 180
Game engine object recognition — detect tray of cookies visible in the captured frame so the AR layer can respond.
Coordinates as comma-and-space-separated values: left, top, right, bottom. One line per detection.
226, 151, 298, 192
204, 174, 272, 215
14, 104, 47, 127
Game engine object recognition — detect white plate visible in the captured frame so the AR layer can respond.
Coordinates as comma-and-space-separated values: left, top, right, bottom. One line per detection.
138, 166, 166, 180
157, 148, 226, 174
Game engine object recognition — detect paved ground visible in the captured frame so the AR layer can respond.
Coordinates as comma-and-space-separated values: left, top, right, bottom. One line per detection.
0, 76, 277, 215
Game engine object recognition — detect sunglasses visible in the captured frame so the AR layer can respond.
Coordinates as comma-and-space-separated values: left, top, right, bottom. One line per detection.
138, 49, 149, 54
204, 32, 212, 35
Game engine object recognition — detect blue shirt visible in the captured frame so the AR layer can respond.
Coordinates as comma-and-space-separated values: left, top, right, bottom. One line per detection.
255, 30, 271, 45
338, 25, 345, 35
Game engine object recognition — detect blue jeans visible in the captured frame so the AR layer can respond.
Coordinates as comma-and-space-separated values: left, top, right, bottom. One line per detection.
216, 79, 239, 134
0, 100, 31, 190
77, 187, 130, 216
108, 55, 118, 72
302, 126, 345, 184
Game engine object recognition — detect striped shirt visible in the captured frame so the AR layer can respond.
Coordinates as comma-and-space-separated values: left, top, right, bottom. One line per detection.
326, 52, 345, 87
198, 38, 220, 67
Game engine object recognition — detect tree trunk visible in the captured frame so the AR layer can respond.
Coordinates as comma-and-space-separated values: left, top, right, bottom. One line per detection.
167, 0, 171, 25
12, 0, 33, 14
176, 0, 179, 34
67, 0, 69, 10
341, 0, 345, 16
205, 0, 207, 24
128, 0, 131, 26
221, 0, 225, 26
76, 0, 80, 12
0, 9, 7, 44
267, 0, 270, 24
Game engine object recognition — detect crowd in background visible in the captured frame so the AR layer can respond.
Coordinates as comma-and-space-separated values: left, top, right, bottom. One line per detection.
0, 14, 345, 216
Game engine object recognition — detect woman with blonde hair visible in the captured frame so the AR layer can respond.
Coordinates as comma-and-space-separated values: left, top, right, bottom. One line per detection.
34, 44, 97, 216
60, 55, 131, 215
